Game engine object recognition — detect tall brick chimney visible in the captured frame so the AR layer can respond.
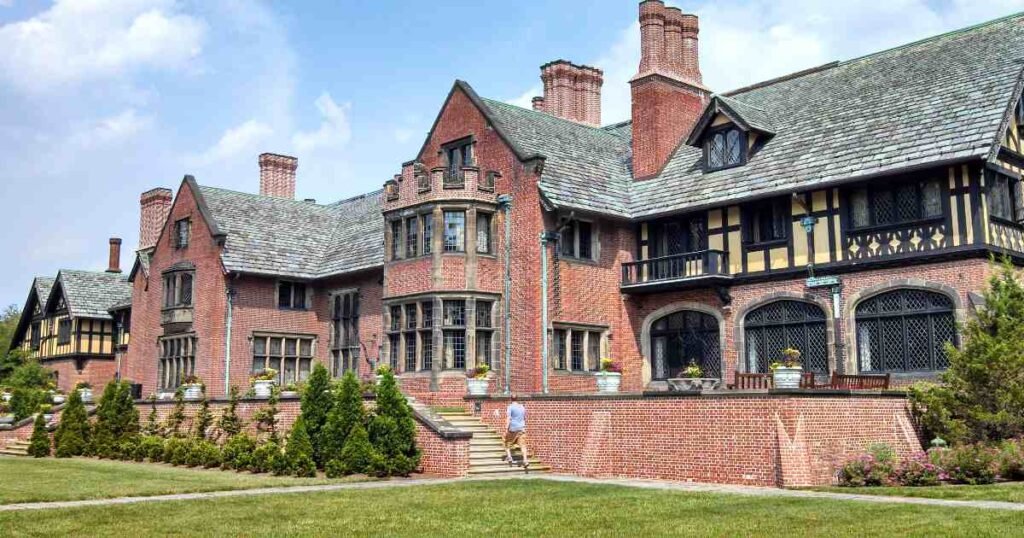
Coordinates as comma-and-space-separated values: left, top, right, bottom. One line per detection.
258, 153, 298, 199
534, 60, 603, 127
107, 238, 122, 273
139, 188, 173, 250
631, 0, 710, 179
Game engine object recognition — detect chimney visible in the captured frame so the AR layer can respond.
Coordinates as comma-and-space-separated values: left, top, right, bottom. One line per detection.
631, 0, 709, 179
139, 188, 173, 250
258, 153, 298, 199
107, 238, 122, 273
537, 60, 604, 127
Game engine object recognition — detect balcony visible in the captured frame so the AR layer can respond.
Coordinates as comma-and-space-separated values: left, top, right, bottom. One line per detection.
621, 250, 732, 292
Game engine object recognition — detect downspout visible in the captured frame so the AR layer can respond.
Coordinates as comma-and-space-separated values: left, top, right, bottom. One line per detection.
540, 230, 559, 394
224, 285, 235, 398
498, 194, 513, 395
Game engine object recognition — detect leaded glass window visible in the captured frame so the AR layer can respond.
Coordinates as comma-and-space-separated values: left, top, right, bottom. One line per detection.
706, 127, 746, 172
744, 301, 828, 375
649, 310, 721, 380
848, 179, 943, 229
989, 174, 1016, 222
855, 289, 957, 373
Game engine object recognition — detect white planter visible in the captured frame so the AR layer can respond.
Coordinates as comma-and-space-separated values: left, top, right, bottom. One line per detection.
253, 380, 275, 398
667, 378, 721, 392
772, 367, 803, 389
182, 384, 203, 400
2, 392, 11, 402
77, 388, 93, 403
0, 415, 13, 426
466, 377, 489, 396
375, 375, 385, 384
595, 372, 622, 393
51, 394, 66, 405
281, 391, 299, 399
43, 413, 54, 422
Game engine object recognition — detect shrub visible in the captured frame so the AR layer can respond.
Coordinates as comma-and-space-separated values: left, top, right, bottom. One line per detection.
283, 417, 316, 477
165, 388, 187, 438
221, 434, 256, 471
10, 387, 45, 421
91, 381, 140, 458
331, 423, 377, 476
193, 394, 213, 440
27, 412, 50, 458
891, 453, 942, 486
163, 437, 189, 466
300, 363, 333, 467
117, 438, 139, 461
909, 261, 1024, 444
322, 372, 364, 463
249, 441, 282, 474
53, 389, 90, 458
137, 435, 164, 462
939, 444, 998, 485
368, 370, 419, 476
252, 389, 280, 443
216, 386, 244, 440
6, 360, 52, 390
143, 395, 160, 436
324, 458, 346, 479
838, 444, 898, 487
186, 440, 221, 468
996, 439, 1024, 480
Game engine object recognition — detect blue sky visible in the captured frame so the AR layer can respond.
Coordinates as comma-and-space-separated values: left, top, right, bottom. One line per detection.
2, 0, 1023, 309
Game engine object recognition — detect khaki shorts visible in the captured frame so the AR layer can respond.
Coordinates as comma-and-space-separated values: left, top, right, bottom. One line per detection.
504, 430, 527, 448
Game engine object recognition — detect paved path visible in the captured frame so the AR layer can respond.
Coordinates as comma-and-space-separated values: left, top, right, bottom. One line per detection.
1, 473, 1021, 512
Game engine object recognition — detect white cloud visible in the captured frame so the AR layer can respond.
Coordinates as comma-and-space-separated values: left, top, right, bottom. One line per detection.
508, 85, 542, 110
186, 119, 273, 167
70, 109, 151, 147
0, 0, 206, 93
292, 92, 352, 154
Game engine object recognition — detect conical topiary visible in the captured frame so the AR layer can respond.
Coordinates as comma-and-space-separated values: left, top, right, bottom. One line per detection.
54, 389, 90, 457
284, 416, 316, 477
368, 369, 419, 476
300, 362, 333, 467
321, 371, 364, 462
27, 412, 50, 457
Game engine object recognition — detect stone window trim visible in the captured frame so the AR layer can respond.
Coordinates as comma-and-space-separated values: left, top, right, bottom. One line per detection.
157, 333, 197, 392
732, 292, 837, 377
329, 288, 361, 377
843, 279, 966, 376
162, 270, 194, 310
639, 302, 727, 387
480, 170, 499, 193
440, 135, 476, 188
548, 321, 608, 374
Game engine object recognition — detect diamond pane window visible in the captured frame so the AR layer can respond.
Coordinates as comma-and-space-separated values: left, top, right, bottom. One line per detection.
855, 289, 957, 373
744, 301, 828, 375
705, 128, 746, 172
648, 310, 720, 379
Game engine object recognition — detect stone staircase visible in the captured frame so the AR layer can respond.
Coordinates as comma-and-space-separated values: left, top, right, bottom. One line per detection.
437, 411, 549, 475
0, 439, 30, 457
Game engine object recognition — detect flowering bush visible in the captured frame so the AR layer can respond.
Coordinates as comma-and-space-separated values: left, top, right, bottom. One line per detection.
892, 453, 944, 486
599, 358, 622, 374
838, 444, 897, 487
939, 444, 998, 485
182, 374, 202, 385
770, 348, 802, 370
996, 438, 1024, 481
375, 364, 393, 376
681, 362, 703, 379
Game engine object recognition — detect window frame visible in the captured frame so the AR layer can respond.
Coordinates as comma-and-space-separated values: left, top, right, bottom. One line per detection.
162, 271, 194, 309
559, 219, 596, 261
550, 324, 606, 373
703, 125, 747, 173
988, 172, 1019, 224
390, 219, 403, 260
422, 213, 433, 255
330, 291, 360, 377
443, 210, 466, 253
854, 289, 958, 373
743, 197, 790, 246
251, 334, 315, 385
277, 281, 309, 311
846, 177, 946, 232
476, 211, 493, 255
174, 218, 191, 249
442, 136, 474, 187
405, 217, 419, 258
158, 334, 196, 391
57, 318, 72, 346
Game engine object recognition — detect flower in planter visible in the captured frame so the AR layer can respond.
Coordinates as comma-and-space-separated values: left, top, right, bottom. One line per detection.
75, 381, 92, 390
469, 363, 490, 379
250, 368, 278, 384
375, 364, 393, 376
283, 382, 299, 392
599, 358, 622, 374
770, 348, 803, 370
182, 374, 203, 386
682, 361, 703, 379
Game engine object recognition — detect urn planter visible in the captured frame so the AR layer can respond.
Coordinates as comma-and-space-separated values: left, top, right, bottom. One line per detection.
0, 415, 13, 426
1, 392, 10, 403
51, 394, 66, 405
595, 372, 622, 393
466, 378, 489, 396
77, 388, 93, 404
253, 380, 275, 398
183, 384, 203, 400
667, 378, 721, 392
772, 367, 803, 389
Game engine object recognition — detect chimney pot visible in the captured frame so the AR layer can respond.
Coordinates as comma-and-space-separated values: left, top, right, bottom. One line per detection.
107, 237, 122, 273
139, 188, 173, 250
664, 7, 685, 77
259, 153, 298, 199
537, 60, 603, 127
532, 96, 545, 111
638, 0, 667, 74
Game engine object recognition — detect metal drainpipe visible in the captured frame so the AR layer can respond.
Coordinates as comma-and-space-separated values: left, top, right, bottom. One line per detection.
540, 230, 559, 394
224, 286, 235, 398
498, 194, 513, 395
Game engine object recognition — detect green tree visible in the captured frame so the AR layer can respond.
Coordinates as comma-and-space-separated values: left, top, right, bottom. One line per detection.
91, 381, 140, 457
367, 370, 419, 476
9, 387, 45, 421
253, 388, 280, 443
910, 261, 1024, 444
166, 388, 186, 437
193, 394, 212, 440
0, 348, 30, 386
144, 395, 160, 435
217, 385, 244, 439
0, 304, 19, 358
300, 362, 333, 466
321, 371, 364, 462
54, 389, 90, 457
327, 422, 377, 477
6, 359, 52, 390
27, 412, 50, 458
283, 416, 316, 477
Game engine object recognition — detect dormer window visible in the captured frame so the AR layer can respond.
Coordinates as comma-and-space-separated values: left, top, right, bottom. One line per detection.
705, 127, 746, 172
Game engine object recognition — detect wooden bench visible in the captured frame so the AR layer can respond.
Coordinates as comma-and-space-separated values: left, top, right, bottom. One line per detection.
730, 372, 850, 390
829, 373, 891, 390
732, 373, 773, 389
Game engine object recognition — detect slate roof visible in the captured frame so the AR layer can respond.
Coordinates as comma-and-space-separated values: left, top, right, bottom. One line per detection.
198, 185, 384, 279
52, 270, 132, 320
478, 12, 1024, 220
32, 277, 54, 306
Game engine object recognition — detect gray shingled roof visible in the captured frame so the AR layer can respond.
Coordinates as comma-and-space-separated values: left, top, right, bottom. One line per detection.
198, 185, 384, 279
485, 12, 1024, 220
33, 277, 54, 306
714, 95, 775, 135
53, 270, 132, 320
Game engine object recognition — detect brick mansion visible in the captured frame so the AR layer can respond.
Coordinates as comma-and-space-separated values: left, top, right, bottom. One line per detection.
9, 1, 1024, 485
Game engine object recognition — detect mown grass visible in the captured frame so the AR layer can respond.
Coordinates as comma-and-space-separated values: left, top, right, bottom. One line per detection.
808, 482, 1024, 503
0, 456, 366, 504
0, 479, 1020, 537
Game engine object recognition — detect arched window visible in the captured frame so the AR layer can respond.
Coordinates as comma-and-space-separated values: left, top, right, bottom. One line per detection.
650, 310, 720, 380
744, 300, 828, 374
855, 289, 957, 373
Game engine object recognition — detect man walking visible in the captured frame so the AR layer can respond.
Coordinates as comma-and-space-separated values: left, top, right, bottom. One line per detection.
503, 394, 529, 469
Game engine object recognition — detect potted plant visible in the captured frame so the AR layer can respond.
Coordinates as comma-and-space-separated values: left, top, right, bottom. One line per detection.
668, 361, 721, 392
251, 368, 278, 398
1, 386, 11, 403
771, 348, 803, 389
466, 363, 490, 396
0, 402, 13, 426
50, 390, 66, 405
375, 363, 393, 384
182, 374, 204, 400
595, 358, 623, 393
39, 403, 54, 423
281, 382, 300, 398
76, 382, 93, 403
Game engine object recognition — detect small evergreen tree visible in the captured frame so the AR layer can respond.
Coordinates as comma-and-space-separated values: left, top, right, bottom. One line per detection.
193, 393, 212, 440
166, 387, 187, 438
321, 371, 364, 462
54, 389, 89, 457
217, 385, 244, 440
91, 381, 140, 457
253, 388, 280, 443
144, 394, 160, 435
27, 412, 50, 457
329, 422, 377, 476
300, 362, 333, 466
368, 370, 419, 476
911, 260, 1024, 444
284, 417, 316, 477
9, 387, 44, 421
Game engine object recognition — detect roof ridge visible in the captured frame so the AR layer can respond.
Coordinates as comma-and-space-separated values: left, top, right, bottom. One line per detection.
198, 184, 337, 209
724, 62, 840, 97
715, 94, 770, 113
327, 188, 384, 207
481, 97, 623, 137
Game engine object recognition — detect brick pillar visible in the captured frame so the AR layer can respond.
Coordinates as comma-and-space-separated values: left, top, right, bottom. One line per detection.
106, 238, 122, 273
663, 7, 685, 77
139, 188, 172, 250
258, 153, 298, 199
681, 14, 702, 83
638, 0, 666, 74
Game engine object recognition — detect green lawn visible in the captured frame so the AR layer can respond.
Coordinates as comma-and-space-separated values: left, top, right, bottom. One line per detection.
1, 480, 1020, 537
0, 456, 364, 504
809, 482, 1024, 503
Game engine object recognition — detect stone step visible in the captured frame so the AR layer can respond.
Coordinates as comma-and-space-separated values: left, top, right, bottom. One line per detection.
0, 449, 28, 457
469, 438, 504, 446
7, 440, 30, 447
468, 464, 550, 475
470, 456, 544, 466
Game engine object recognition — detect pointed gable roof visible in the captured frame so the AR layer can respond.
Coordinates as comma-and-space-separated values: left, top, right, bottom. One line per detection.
47, 270, 132, 320
684, 95, 776, 147
10, 277, 55, 348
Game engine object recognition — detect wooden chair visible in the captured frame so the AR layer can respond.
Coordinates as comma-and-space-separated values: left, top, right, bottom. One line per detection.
799, 372, 819, 389
733, 373, 773, 390
829, 373, 891, 390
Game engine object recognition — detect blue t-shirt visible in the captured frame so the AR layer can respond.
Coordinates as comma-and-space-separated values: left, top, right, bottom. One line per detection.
507, 403, 526, 432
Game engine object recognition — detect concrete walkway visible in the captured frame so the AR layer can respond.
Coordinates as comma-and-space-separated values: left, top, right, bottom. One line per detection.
1, 473, 1022, 512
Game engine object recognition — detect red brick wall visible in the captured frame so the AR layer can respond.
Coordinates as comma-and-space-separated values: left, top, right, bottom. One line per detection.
415, 421, 469, 477
477, 394, 922, 487
44, 358, 117, 393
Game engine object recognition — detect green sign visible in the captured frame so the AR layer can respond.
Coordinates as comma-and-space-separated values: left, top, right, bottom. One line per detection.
806, 276, 840, 288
